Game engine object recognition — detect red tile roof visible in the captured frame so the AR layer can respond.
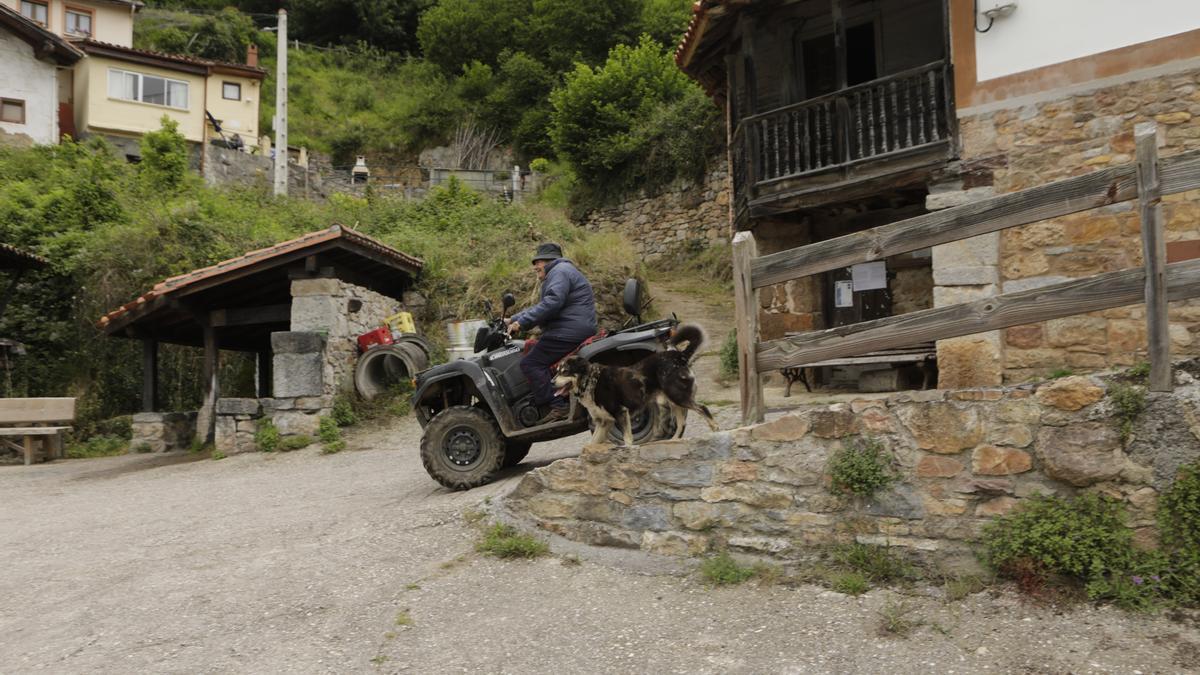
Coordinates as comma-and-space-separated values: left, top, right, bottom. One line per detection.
97, 225, 423, 329
0, 4, 85, 65
74, 38, 266, 79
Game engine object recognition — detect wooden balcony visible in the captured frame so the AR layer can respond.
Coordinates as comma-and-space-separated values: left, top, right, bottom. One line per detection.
732, 61, 955, 223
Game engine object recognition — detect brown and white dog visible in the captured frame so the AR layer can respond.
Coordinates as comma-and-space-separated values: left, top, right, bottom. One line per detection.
553, 324, 719, 446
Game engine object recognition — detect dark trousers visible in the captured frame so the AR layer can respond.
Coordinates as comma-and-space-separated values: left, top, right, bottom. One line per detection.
520, 334, 585, 408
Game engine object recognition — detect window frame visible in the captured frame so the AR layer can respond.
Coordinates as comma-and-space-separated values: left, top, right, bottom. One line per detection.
0, 98, 27, 125
63, 4, 95, 38
19, 0, 48, 27
107, 68, 191, 111
222, 81, 242, 101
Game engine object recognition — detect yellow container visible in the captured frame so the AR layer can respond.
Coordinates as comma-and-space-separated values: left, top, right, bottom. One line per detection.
385, 311, 416, 334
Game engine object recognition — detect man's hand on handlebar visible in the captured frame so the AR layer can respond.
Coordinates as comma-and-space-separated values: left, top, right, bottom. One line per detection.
506, 320, 521, 336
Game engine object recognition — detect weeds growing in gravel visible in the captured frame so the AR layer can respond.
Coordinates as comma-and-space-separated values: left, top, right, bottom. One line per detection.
476, 524, 549, 559
278, 435, 313, 451
877, 597, 923, 637
211, 450, 227, 460
394, 610, 413, 627
254, 419, 280, 452
832, 543, 919, 583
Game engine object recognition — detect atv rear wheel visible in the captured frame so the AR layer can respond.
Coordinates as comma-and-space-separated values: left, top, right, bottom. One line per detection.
420, 406, 506, 490
598, 402, 677, 445
503, 441, 532, 467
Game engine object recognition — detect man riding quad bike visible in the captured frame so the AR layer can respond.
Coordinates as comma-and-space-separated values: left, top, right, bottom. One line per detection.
412, 277, 683, 490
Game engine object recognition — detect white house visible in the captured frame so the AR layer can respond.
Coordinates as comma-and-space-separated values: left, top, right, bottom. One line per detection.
0, 3, 81, 146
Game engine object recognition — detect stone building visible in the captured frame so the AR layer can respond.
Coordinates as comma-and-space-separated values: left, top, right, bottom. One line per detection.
97, 225, 423, 454
675, 0, 1200, 387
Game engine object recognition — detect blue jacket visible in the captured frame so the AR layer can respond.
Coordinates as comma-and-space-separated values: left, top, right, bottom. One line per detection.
512, 258, 597, 341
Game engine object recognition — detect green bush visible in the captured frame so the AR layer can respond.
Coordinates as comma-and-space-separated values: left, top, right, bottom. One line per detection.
318, 416, 341, 444
828, 437, 896, 497
254, 419, 281, 452
331, 395, 358, 427
1158, 461, 1200, 605
139, 117, 191, 193
832, 571, 870, 595
279, 435, 314, 451
549, 36, 721, 207
1109, 382, 1147, 442
321, 439, 347, 455
832, 543, 918, 583
699, 551, 757, 586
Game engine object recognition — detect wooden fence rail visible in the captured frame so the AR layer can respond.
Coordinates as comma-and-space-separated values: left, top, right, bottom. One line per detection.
731, 121, 1200, 424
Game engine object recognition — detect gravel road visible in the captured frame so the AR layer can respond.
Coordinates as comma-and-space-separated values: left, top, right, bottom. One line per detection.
2, 410, 1199, 674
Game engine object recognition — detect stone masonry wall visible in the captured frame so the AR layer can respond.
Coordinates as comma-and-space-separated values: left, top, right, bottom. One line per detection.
956, 66, 1200, 383
290, 277, 405, 400
579, 167, 730, 260
505, 364, 1200, 571
130, 412, 197, 453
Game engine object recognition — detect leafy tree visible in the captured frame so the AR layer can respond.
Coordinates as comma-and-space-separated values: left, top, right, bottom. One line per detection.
416, 0, 531, 74
526, 0, 642, 71
549, 36, 720, 201
289, 0, 433, 52
139, 117, 191, 193
640, 0, 695, 48
134, 7, 260, 63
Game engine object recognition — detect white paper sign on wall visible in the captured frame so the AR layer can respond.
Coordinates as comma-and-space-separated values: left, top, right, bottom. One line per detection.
851, 261, 887, 291
835, 280, 854, 308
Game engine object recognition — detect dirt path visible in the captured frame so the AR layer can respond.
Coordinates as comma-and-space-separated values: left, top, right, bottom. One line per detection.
3, 413, 1199, 673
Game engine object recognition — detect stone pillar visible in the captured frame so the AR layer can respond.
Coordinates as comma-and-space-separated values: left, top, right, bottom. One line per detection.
269, 331, 327, 437
928, 184, 1003, 388
215, 398, 264, 455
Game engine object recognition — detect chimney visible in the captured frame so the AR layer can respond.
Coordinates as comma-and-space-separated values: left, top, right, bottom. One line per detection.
247, 43, 259, 67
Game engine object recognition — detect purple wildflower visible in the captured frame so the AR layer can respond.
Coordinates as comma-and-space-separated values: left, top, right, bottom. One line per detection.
1151, 575, 1161, 582
1131, 575, 1144, 585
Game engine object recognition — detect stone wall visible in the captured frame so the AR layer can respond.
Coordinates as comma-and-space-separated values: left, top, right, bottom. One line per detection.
579, 167, 730, 260
214, 398, 262, 455
954, 65, 1200, 383
130, 412, 197, 453
202, 145, 328, 198
505, 364, 1200, 571
290, 277, 405, 400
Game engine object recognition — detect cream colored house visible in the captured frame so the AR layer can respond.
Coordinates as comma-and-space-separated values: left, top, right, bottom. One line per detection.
2, 0, 263, 159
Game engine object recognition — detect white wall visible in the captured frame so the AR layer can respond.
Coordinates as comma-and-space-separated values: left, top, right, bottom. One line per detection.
0, 31, 58, 144
975, 0, 1200, 81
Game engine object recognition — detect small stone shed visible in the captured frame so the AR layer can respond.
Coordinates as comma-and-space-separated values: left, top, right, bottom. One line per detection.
98, 225, 423, 453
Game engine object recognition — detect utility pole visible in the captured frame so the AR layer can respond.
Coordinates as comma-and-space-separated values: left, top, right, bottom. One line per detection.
273, 8, 288, 196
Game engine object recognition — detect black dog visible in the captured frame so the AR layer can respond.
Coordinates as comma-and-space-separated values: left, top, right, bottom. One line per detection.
553, 324, 719, 446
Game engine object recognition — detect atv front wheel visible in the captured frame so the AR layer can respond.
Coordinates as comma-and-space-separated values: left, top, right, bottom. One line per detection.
420, 406, 506, 490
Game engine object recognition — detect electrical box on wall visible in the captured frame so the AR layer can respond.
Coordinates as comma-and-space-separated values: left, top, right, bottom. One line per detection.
980, 2, 1017, 19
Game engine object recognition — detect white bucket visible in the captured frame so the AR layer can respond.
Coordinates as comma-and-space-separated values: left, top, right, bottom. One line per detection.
446, 346, 477, 362
446, 319, 488, 355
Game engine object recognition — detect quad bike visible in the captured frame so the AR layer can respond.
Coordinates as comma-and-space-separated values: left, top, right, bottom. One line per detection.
414, 279, 679, 490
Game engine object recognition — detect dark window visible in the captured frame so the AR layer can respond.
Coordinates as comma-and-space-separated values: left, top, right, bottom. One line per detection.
845, 22, 878, 86
798, 21, 879, 100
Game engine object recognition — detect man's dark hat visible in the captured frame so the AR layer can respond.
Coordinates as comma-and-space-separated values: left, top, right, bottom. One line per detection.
532, 242, 563, 263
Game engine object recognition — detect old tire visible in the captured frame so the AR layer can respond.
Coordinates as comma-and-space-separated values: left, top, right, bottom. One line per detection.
503, 441, 532, 467
597, 403, 677, 446
420, 406, 505, 490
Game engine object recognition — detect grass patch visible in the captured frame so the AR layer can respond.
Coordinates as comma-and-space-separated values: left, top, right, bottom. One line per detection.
832, 571, 870, 595
404, 583, 420, 591
699, 552, 757, 586
318, 416, 345, 454
394, 610, 413, 627
1048, 368, 1074, 379
65, 435, 127, 458
211, 450, 227, 461
1109, 382, 1147, 443
320, 440, 346, 455
1128, 361, 1151, 380
828, 437, 896, 497
718, 329, 739, 382
832, 543, 920, 583
278, 435, 314, 452
942, 575, 989, 602
476, 524, 549, 559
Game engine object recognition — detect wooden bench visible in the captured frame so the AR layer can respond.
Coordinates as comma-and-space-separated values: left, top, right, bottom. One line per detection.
780, 341, 937, 396
0, 398, 75, 465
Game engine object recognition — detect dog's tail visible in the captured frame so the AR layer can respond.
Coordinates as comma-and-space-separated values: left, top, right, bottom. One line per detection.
670, 324, 706, 362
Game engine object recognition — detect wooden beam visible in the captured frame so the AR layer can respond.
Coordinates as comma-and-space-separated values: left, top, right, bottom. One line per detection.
142, 339, 158, 413
756, 259, 1200, 372
732, 231, 765, 424
750, 148, 1200, 288
197, 318, 218, 444
1136, 122, 1171, 391
210, 304, 292, 328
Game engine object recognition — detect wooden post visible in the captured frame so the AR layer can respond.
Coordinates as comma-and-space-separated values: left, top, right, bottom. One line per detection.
732, 231, 765, 424
23, 434, 34, 466
1136, 122, 1171, 391
197, 320, 219, 443
142, 339, 158, 413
